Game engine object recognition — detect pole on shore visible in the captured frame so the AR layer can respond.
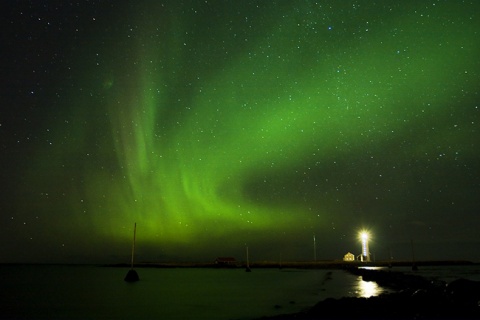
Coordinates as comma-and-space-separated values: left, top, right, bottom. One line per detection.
411, 239, 418, 271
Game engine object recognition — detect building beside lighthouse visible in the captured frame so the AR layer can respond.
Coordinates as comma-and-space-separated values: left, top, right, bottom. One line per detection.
343, 252, 355, 261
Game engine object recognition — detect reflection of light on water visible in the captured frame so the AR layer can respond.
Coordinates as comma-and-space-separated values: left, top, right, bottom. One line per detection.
359, 266, 384, 271
355, 276, 381, 298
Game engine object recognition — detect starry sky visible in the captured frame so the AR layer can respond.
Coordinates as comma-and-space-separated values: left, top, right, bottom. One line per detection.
1, 1, 479, 264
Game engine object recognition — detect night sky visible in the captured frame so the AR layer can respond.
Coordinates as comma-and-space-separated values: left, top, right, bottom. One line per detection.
1, 1, 479, 264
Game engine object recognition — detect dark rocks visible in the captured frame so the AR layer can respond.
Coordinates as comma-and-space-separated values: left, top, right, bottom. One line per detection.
446, 278, 480, 306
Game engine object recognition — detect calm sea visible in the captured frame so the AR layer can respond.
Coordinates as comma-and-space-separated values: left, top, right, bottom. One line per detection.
0, 264, 477, 320
0, 265, 384, 320
392, 264, 480, 282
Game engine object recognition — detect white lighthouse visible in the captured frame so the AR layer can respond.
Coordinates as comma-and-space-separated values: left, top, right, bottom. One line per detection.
359, 231, 370, 262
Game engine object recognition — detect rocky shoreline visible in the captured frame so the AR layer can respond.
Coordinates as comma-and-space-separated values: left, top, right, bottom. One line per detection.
260, 267, 480, 320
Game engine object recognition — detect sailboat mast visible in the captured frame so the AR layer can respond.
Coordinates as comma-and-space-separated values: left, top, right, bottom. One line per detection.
124, 222, 140, 282
245, 245, 252, 272
131, 222, 136, 269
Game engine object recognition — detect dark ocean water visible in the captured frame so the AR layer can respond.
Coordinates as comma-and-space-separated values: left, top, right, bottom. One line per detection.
393, 264, 480, 282
0, 264, 477, 319
0, 265, 387, 320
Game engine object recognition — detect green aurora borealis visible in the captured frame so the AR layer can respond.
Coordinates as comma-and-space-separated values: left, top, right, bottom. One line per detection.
2, 1, 480, 263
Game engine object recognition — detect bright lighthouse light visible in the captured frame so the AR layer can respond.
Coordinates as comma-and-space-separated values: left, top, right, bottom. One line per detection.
358, 230, 370, 241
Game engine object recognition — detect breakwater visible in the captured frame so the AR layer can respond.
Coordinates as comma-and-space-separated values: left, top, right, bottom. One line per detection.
105, 259, 474, 269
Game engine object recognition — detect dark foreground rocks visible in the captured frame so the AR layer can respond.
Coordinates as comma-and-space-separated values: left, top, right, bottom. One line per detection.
260, 269, 480, 320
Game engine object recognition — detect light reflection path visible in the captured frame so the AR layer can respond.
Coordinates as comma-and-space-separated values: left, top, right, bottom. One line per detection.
355, 276, 383, 298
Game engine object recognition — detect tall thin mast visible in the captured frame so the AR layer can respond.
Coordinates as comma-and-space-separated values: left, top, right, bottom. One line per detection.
411, 238, 418, 271
245, 245, 251, 272
124, 222, 140, 282
131, 222, 136, 269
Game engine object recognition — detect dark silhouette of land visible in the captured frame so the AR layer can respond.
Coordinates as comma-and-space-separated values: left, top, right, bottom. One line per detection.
105, 259, 475, 269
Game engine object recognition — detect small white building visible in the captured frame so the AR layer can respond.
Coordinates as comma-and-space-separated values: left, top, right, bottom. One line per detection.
343, 252, 355, 261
